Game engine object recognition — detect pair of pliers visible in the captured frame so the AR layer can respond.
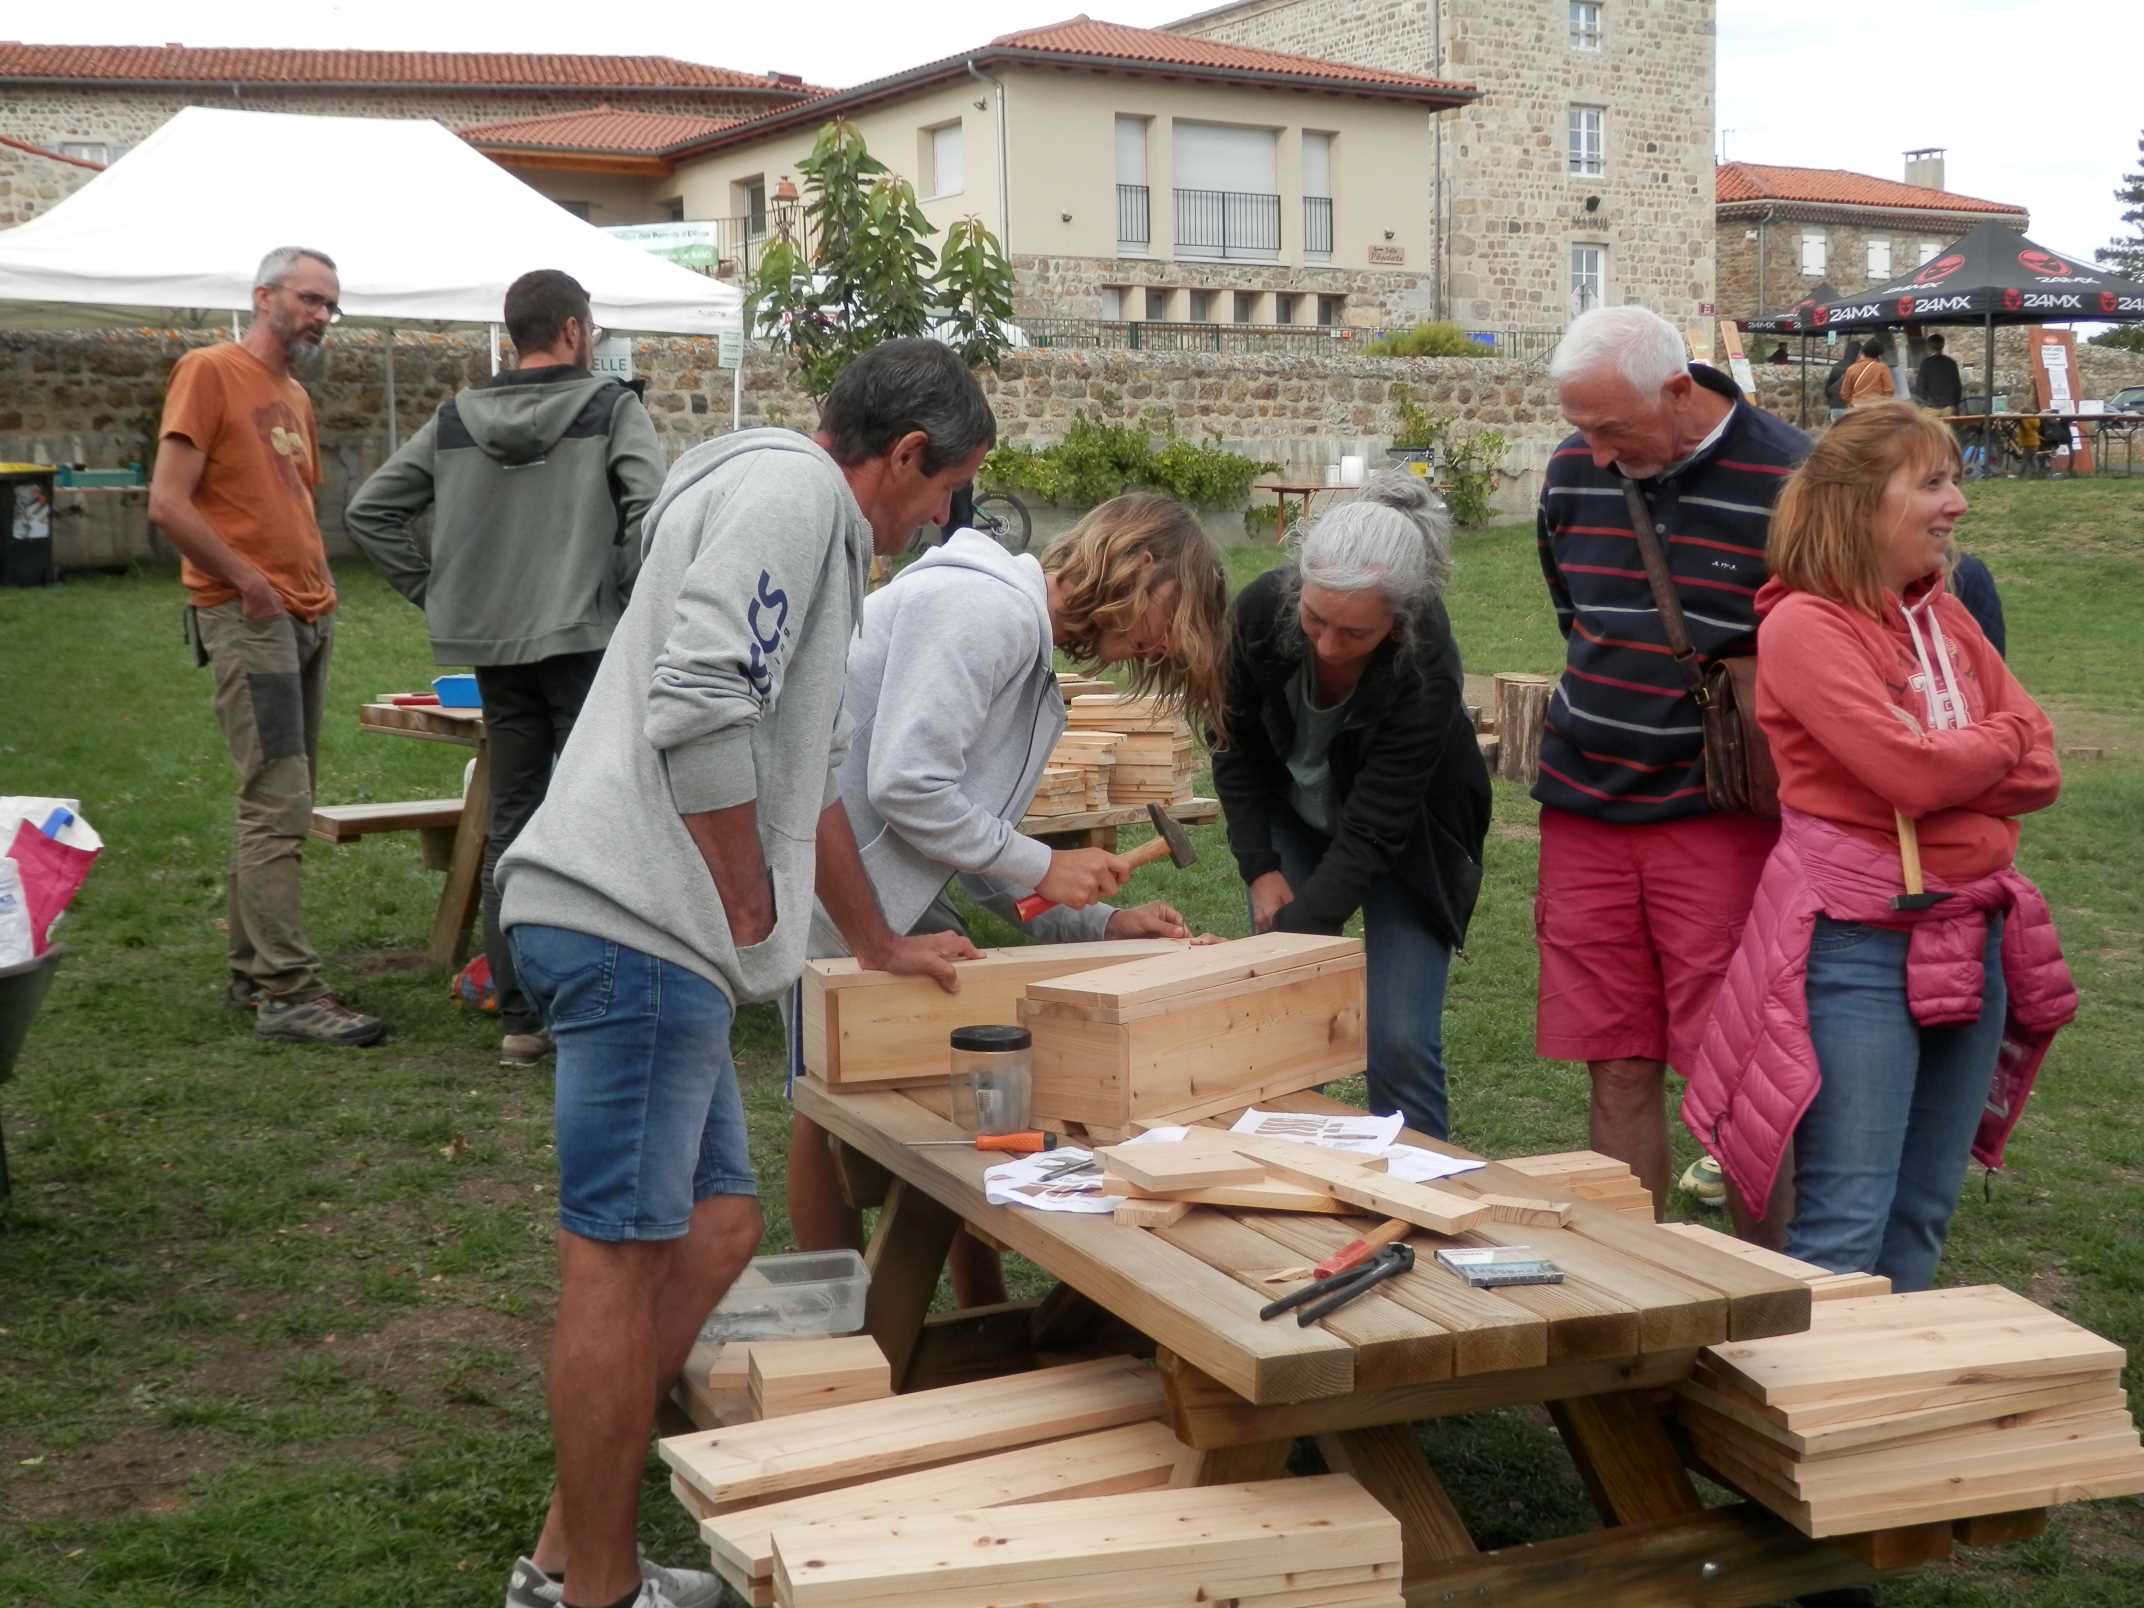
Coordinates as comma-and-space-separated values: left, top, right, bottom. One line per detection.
1259, 1243, 1415, 1328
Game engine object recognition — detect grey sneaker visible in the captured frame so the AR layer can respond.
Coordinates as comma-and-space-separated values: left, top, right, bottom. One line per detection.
499, 1029, 556, 1069
254, 993, 388, 1047
503, 1552, 717, 1608
224, 977, 263, 1011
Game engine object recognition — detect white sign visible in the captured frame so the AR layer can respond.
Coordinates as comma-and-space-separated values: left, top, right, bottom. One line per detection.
717, 329, 744, 371
592, 335, 635, 382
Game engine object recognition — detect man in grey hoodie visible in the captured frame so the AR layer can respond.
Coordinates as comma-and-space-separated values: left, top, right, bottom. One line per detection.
345, 270, 666, 1066
493, 339, 993, 1608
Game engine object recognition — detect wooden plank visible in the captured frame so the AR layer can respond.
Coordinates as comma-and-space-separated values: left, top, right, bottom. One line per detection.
427, 740, 488, 971
1114, 1196, 1191, 1228
792, 1082, 1354, 1405
1155, 1210, 1449, 1391
1014, 796, 1220, 840
1391, 1503, 1878, 1607
1954, 1508, 2050, 1547
1099, 1174, 1353, 1214
864, 1179, 961, 1393
1156, 1346, 1699, 1449
659, 1356, 1165, 1506
902, 1301, 1045, 1393
1099, 1142, 1266, 1193
1552, 1205, 1812, 1342
748, 1335, 891, 1419
1477, 1192, 1573, 1228
1675, 1372, 2122, 1460
1834, 1522, 1954, 1569
1025, 932, 1363, 1011
309, 797, 462, 843
1227, 1136, 1489, 1235
768, 1475, 1399, 1605
1316, 1425, 1478, 1579
1808, 1272, 1893, 1301
1653, 1221, 1831, 1283
828, 1139, 891, 1211
802, 940, 1182, 1085
1501, 1151, 1633, 1186
1549, 1392, 1703, 1526
700, 1421, 1190, 1591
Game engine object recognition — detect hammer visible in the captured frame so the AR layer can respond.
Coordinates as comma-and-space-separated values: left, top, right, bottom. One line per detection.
1013, 803, 1198, 923
1891, 809, 1957, 912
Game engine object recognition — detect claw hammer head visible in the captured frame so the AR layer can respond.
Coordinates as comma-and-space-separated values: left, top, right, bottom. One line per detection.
1143, 803, 1199, 871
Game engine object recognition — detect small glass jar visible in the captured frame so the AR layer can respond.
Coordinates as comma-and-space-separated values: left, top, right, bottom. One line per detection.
948, 1024, 1033, 1135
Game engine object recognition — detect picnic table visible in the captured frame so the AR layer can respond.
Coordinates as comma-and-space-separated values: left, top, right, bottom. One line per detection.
317, 701, 489, 971
1015, 795, 1219, 852
1254, 481, 1349, 543
793, 1077, 1948, 1604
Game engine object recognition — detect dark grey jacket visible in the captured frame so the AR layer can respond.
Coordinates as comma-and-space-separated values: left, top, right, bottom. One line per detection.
345, 364, 665, 665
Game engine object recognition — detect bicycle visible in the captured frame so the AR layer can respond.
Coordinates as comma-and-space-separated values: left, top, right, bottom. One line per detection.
907, 488, 1033, 557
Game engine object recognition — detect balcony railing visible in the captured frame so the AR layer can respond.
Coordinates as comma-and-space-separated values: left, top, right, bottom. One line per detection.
1174, 187, 1281, 260
1303, 196, 1334, 259
707, 211, 812, 281
1116, 183, 1151, 249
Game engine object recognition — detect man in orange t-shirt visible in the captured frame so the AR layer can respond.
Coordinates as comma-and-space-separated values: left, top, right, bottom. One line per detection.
148, 245, 385, 1047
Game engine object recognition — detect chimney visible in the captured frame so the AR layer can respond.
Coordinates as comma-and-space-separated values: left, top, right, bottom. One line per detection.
1903, 147, 1946, 193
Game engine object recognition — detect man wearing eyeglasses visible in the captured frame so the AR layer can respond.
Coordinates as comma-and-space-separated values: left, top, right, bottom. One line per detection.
346, 270, 665, 1068
150, 244, 387, 1048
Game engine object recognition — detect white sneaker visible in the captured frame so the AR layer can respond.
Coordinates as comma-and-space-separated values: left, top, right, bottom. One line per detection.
503, 1551, 720, 1608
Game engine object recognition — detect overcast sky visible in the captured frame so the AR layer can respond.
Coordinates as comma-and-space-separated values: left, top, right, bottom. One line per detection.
18, 1, 2139, 273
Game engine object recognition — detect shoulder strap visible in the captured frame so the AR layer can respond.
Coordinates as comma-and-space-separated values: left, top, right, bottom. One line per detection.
1620, 479, 1709, 701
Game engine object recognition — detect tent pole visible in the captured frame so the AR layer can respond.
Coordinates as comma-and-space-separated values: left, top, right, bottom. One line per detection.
489, 323, 501, 377
1982, 313, 1995, 478
1798, 334, 1808, 429
385, 328, 400, 455
732, 341, 744, 433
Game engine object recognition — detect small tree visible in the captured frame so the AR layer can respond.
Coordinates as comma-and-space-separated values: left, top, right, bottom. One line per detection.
2091, 130, 2144, 352
746, 119, 1018, 396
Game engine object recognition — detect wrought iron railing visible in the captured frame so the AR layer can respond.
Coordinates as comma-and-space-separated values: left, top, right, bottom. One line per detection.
1173, 187, 1282, 259
1116, 183, 1150, 248
707, 211, 812, 281
1303, 196, 1334, 258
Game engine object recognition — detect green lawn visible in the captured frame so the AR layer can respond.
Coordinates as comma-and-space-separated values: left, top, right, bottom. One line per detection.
1, 478, 2140, 1606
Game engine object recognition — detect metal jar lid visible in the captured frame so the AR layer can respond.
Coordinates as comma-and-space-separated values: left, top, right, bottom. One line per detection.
949, 1024, 1033, 1053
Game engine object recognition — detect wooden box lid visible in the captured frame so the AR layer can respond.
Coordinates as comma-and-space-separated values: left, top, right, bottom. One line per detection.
1024, 933, 1363, 1022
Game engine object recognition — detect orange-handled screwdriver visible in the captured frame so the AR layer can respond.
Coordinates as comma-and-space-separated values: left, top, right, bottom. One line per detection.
913, 1131, 1055, 1155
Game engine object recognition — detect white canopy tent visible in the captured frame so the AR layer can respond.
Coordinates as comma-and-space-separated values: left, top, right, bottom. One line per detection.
0, 106, 745, 441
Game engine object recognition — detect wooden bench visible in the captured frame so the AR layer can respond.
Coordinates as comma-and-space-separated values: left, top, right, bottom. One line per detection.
310, 799, 464, 871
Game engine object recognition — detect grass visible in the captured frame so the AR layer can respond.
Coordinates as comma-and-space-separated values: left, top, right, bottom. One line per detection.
1, 477, 2141, 1605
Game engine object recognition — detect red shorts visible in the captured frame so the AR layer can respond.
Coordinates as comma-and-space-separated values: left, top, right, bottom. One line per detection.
1534, 806, 1778, 1075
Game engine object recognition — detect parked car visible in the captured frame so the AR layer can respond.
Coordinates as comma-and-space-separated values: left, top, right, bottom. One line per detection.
2106, 385, 2144, 414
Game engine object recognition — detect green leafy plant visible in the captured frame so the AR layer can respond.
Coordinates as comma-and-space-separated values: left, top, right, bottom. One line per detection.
745, 120, 1018, 398
1436, 425, 1509, 528
1388, 384, 1449, 451
981, 412, 1278, 509
1362, 321, 1489, 359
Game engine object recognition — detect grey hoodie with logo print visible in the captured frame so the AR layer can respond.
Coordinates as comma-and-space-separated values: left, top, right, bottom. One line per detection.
497, 429, 869, 1005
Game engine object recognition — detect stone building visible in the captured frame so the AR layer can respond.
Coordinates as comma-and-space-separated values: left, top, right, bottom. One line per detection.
0, 42, 818, 165
1166, 0, 1719, 332
1716, 152, 2029, 318
0, 133, 101, 227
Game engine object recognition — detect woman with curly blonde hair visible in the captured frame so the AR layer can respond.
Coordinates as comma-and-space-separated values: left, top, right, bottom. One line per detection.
786, 491, 1228, 1302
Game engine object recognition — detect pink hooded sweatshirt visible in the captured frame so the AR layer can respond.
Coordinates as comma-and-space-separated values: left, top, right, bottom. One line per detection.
1679, 573, 2076, 1218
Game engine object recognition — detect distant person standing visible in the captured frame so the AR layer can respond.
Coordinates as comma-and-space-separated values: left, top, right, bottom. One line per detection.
1916, 335, 1964, 414
148, 246, 386, 1048
1823, 342, 1857, 421
346, 270, 665, 1067
1841, 339, 1897, 409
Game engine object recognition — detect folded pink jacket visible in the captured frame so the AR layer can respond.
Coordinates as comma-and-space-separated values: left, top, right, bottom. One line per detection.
1681, 807, 2076, 1219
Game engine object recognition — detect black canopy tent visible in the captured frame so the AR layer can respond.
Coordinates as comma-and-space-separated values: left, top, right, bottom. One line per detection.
1738, 282, 1841, 425
1803, 221, 2144, 467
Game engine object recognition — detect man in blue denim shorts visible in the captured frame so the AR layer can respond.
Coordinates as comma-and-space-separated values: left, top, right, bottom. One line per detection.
495, 340, 995, 1608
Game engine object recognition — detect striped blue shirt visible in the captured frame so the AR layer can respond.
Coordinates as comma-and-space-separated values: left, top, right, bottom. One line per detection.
1533, 365, 1810, 823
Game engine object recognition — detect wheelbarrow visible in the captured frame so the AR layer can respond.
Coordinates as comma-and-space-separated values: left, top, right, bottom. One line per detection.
0, 944, 67, 1202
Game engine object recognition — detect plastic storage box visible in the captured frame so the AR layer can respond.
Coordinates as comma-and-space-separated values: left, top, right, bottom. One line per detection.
697, 1249, 869, 1342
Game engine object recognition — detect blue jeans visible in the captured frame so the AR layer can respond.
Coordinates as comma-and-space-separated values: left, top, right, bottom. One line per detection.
1265, 812, 1454, 1140
1786, 914, 2006, 1292
510, 924, 756, 1243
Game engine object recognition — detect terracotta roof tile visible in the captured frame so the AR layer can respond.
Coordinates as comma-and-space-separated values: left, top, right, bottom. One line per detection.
1716, 161, 2025, 217
0, 42, 820, 95
460, 106, 735, 154
991, 15, 1473, 94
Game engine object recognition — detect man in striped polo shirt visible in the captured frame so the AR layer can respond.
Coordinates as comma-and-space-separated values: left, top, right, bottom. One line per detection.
1533, 306, 1809, 1218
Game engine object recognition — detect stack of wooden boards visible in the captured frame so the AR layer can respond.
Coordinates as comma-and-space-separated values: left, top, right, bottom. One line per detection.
1022, 764, 1087, 818
1097, 1130, 1508, 1233
1676, 1284, 2144, 1536
1503, 1150, 1657, 1221
1063, 692, 1198, 806
674, 1334, 892, 1433
1020, 934, 1368, 1134
1045, 731, 1120, 809
662, 1355, 1399, 1607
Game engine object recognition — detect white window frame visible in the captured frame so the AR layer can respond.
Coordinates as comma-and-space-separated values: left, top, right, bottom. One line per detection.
1866, 238, 1892, 277
1570, 1, 1602, 51
924, 121, 965, 201
1568, 106, 1605, 177
1917, 239, 1942, 265
1800, 230, 1827, 276
1570, 243, 1607, 317
57, 140, 110, 164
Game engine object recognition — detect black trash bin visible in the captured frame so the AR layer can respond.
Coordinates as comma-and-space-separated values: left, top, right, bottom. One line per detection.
2, 465, 59, 588
0, 944, 68, 1201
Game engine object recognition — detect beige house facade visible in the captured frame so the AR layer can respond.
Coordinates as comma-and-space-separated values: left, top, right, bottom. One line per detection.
660, 19, 1477, 332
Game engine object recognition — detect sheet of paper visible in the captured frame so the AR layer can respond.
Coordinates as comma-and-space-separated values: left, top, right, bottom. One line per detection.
1384, 1146, 1488, 1185
983, 1148, 1124, 1214
1230, 1108, 1404, 1154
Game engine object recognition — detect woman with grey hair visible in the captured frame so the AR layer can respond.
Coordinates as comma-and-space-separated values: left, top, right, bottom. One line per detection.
1211, 470, 1491, 1139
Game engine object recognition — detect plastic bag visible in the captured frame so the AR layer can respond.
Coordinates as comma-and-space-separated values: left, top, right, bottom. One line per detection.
5, 821, 97, 954
0, 859, 32, 969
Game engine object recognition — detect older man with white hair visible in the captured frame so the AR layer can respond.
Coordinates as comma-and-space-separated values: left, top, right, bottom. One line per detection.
1531, 305, 1807, 1218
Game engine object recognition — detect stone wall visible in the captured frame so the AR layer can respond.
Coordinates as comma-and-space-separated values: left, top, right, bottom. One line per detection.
1012, 252, 1436, 326
1171, 0, 1718, 330
1717, 211, 2028, 320
0, 83, 793, 155
0, 135, 99, 226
